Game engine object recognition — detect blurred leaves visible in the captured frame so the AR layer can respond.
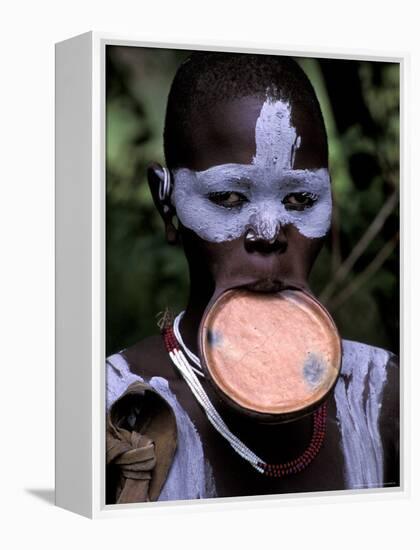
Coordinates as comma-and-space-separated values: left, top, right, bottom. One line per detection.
304, 58, 399, 353
106, 47, 399, 356
106, 47, 191, 354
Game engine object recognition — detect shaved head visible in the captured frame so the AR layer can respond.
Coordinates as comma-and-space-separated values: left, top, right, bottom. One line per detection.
163, 52, 328, 170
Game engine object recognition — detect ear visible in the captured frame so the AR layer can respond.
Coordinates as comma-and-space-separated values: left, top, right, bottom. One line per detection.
147, 162, 178, 245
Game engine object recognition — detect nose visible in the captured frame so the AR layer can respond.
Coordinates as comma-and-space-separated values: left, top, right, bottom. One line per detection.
244, 225, 287, 254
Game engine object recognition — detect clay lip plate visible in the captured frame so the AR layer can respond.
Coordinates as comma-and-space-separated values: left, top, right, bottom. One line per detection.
200, 289, 342, 415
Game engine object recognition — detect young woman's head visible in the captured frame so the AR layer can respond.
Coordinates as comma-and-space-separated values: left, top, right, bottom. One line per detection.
148, 52, 331, 297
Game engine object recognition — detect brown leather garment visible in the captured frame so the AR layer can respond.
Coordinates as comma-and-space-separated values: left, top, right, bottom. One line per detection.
106, 380, 177, 504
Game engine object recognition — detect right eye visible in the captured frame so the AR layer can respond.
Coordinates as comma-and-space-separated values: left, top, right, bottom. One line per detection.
207, 191, 249, 208
282, 192, 318, 211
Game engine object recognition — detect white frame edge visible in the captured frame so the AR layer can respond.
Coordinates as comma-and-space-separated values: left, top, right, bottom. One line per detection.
55, 31, 94, 517
55, 31, 409, 519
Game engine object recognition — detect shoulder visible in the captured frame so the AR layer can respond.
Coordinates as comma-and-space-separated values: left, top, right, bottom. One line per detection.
338, 339, 399, 411
341, 339, 397, 374
106, 333, 178, 407
106, 352, 140, 409
108, 333, 177, 381
340, 340, 398, 397
335, 339, 399, 488
121, 334, 177, 381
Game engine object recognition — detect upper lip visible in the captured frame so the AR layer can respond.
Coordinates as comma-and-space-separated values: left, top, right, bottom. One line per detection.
240, 278, 310, 294
243, 279, 286, 293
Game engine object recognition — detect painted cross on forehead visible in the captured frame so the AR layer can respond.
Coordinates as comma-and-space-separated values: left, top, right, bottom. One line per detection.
171, 97, 332, 243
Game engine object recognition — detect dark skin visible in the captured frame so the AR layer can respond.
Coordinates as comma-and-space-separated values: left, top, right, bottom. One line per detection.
123, 95, 399, 496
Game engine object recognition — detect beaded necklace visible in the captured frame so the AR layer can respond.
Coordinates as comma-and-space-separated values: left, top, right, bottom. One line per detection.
162, 311, 327, 477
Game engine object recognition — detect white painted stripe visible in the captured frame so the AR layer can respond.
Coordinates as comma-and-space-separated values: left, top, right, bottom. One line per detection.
334, 340, 389, 488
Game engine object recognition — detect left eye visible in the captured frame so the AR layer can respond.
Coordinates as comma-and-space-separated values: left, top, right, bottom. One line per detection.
283, 192, 318, 211
207, 191, 249, 208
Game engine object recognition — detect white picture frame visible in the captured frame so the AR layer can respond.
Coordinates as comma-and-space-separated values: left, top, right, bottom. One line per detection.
55, 31, 407, 519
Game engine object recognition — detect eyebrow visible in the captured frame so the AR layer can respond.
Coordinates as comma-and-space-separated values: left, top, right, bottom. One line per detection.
186, 165, 330, 194
197, 173, 253, 190
278, 170, 330, 187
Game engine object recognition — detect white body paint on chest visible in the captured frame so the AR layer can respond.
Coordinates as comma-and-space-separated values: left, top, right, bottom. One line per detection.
171, 98, 332, 242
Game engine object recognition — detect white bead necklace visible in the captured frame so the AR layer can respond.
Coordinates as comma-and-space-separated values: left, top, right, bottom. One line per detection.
168, 311, 265, 472
173, 312, 204, 377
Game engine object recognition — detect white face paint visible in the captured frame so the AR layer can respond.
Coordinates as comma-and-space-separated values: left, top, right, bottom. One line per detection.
171, 98, 332, 243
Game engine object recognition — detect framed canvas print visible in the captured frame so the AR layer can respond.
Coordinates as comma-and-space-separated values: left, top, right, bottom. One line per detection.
55, 32, 404, 518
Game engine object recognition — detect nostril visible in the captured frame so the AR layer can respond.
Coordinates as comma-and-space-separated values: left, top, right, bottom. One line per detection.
244, 228, 287, 254
245, 227, 258, 243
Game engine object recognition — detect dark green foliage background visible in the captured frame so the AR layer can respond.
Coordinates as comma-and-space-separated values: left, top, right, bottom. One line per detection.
106, 46, 399, 356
